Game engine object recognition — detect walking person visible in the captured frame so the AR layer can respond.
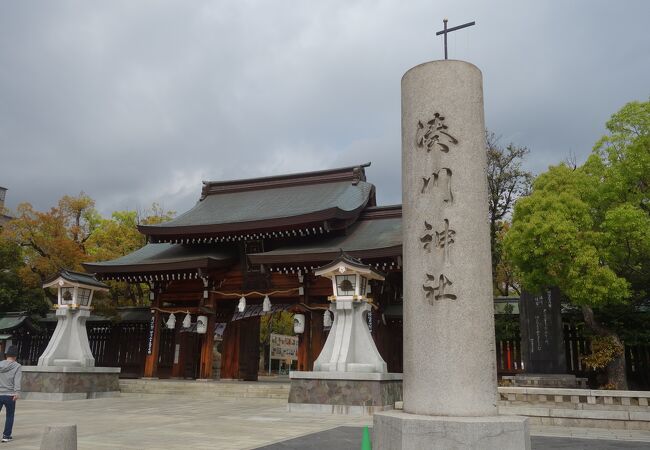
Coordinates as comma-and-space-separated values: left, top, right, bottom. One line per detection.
0, 346, 21, 443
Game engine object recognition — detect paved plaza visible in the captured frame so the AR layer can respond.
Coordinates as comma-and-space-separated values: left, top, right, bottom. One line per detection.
0, 394, 647, 449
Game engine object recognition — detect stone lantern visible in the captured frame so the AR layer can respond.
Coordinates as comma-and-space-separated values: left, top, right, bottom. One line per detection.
288, 251, 402, 415
312, 251, 387, 373
21, 270, 121, 400
39, 270, 109, 367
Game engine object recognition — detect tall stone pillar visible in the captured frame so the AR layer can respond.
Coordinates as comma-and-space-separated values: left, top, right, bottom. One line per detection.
373, 60, 530, 449
402, 61, 495, 416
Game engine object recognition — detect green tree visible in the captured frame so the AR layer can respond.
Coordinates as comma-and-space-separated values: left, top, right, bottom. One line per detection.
260, 312, 295, 345
505, 100, 650, 389
86, 203, 175, 307
0, 238, 49, 315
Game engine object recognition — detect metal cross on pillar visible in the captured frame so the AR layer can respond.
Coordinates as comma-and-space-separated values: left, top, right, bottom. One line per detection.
436, 18, 476, 60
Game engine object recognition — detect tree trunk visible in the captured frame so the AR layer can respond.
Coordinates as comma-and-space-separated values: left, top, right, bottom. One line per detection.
606, 337, 628, 390
581, 305, 628, 390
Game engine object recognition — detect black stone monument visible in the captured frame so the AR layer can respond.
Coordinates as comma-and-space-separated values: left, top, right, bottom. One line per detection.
519, 287, 567, 374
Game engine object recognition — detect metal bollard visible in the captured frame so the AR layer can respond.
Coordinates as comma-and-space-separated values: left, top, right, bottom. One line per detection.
40, 424, 77, 450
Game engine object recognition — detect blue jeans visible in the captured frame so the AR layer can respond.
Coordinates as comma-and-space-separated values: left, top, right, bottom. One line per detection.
0, 396, 15, 438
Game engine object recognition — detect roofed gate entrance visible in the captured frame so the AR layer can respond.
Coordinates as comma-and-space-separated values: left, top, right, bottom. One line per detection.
84, 164, 404, 380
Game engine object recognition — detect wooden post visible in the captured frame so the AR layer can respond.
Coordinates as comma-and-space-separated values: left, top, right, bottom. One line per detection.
143, 294, 161, 378
238, 316, 260, 381
297, 276, 312, 371
199, 314, 216, 379
221, 319, 240, 379
310, 310, 325, 367
171, 326, 183, 378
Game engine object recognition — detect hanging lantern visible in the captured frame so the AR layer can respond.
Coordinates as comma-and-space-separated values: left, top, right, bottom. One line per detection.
262, 295, 271, 313
293, 313, 305, 334
238, 296, 247, 313
323, 310, 332, 328
196, 315, 208, 334
182, 313, 192, 328
166, 313, 176, 329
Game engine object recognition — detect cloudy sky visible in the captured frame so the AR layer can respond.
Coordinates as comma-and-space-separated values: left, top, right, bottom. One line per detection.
1, 0, 648, 216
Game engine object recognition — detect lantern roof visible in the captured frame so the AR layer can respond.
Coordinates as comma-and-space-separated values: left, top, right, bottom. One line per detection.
314, 250, 385, 281
43, 270, 109, 291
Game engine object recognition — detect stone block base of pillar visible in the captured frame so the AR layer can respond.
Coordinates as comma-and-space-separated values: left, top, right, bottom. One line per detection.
22, 366, 121, 401
288, 371, 402, 416
373, 410, 530, 450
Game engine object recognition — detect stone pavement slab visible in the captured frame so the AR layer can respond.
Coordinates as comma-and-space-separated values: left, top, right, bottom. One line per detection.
256, 426, 650, 450
2, 393, 649, 449
5, 394, 370, 449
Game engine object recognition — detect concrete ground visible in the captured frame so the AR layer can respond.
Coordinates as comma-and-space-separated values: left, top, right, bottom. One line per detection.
4, 394, 650, 449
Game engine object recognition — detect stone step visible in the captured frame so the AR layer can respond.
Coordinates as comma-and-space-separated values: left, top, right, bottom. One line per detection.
119, 379, 291, 399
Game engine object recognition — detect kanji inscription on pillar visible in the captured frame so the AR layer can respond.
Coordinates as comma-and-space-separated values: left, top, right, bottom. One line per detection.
415, 113, 458, 153
422, 273, 457, 303
435, 219, 455, 264
416, 113, 459, 303
420, 218, 456, 261
420, 168, 453, 202
420, 221, 434, 252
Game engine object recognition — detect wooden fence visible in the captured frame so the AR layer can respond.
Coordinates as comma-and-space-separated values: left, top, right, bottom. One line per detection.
495, 323, 650, 390
10, 319, 650, 388
14, 321, 149, 378
88, 322, 151, 378
627, 344, 650, 390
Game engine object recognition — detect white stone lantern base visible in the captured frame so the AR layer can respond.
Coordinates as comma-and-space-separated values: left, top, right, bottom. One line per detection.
38, 307, 95, 367
313, 300, 386, 373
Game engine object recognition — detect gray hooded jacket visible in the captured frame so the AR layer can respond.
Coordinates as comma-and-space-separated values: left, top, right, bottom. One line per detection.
0, 360, 22, 395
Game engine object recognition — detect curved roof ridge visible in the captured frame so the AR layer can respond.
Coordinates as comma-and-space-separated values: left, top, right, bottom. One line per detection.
359, 204, 402, 220
200, 163, 371, 198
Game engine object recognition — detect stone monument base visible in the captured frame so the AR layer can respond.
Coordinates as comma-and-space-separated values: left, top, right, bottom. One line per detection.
373, 410, 530, 450
509, 373, 587, 388
288, 371, 402, 415
22, 366, 121, 401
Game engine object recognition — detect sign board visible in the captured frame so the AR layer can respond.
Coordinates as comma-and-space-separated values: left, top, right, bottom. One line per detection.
147, 314, 156, 355
269, 333, 298, 361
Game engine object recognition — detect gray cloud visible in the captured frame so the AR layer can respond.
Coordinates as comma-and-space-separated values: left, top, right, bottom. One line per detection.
1, 0, 648, 216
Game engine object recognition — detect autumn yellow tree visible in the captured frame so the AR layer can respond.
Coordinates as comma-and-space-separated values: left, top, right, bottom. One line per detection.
2, 193, 98, 293
2, 194, 174, 309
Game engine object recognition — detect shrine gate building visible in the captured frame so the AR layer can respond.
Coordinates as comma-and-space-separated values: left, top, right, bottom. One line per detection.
83, 164, 404, 381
